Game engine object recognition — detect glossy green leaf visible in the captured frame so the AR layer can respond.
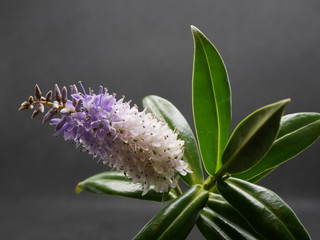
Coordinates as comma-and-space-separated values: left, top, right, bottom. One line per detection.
233, 112, 320, 182
76, 171, 177, 202
277, 112, 320, 138
219, 99, 290, 175
217, 177, 310, 240
197, 193, 263, 240
133, 185, 209, 240
197, 208, 262, 240
244, 168, 273, 183
143, 95, 204, 185
191, 26, 231, 175
197, 208, 233, 240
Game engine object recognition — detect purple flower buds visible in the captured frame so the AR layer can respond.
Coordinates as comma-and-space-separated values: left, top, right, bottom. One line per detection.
19, 83, 190, 194
53, 101, 59, 110
61, 87, 68, 104
42, 108, 56, 123
31, 107, 41, 119
54, 84, 62, 102
28, 96, 34, 104
45, 90, 52, 102
18, 101, 31, 111
70, 84, 78, 95
35, 84, 42, 100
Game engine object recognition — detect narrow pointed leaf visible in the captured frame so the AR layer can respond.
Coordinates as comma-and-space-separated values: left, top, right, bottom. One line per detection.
197, 207, 262, 240
197, 210, 233, 240
244, 168, 273, 183
191, 26, 231, 175
277, 112, 320, 138
219, 99, 290, 175
197, 193, 263, 239
233, 113, 320, 182
217, 177, 310, 240
133, 185, 209, 240
76, 171, 177, 202
143, 95, 204, 185
206, 193, 263, 238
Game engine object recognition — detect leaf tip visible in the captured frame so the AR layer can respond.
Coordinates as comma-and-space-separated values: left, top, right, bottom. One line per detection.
282, 98, 291, 104
277, 98, 291, 109
190, 25, 198, 31
75, 183, 84, 194
267, 98, 291, 111
190, 25, 201, 36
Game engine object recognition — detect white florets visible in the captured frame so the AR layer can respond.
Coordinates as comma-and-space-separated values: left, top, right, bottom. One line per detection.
102, 101, 191, 195
48, 84, 192, 195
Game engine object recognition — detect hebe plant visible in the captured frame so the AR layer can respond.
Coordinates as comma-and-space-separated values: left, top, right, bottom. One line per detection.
19, 26, 319, 239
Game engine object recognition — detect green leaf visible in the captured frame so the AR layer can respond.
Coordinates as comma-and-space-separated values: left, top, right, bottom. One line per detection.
277, 112, 320, 138
143, 95, 204, 185
217, 177, 310, 240
133, 185, 209, 240
191, 26, 231, 175
233, 112, 320, 182
197, 193, 263, 240
243, 168, 273, 183
76, 171, 177, 202
197, 208, 262, 240
219, 99, 290, 175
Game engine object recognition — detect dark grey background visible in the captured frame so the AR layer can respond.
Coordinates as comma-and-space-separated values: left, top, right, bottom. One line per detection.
1, 0, 319, 239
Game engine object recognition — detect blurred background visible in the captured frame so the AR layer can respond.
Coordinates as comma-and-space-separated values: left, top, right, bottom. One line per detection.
1, 0, 319, 239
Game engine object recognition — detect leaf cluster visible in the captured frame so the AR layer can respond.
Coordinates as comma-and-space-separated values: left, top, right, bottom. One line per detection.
76, 26, 319, 239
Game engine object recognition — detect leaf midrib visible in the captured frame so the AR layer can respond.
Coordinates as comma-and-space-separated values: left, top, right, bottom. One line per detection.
245, 119, 320, 181
229, 181, 295, 239
210, 208, 262, 240
200, 210, 233, 240
222, 105, 282, 171
276, 119, 320, 142
158, 190, 205, 239
198, 34, 222, 171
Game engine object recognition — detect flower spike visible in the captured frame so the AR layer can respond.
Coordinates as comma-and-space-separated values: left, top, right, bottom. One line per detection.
18, 83, 191, 194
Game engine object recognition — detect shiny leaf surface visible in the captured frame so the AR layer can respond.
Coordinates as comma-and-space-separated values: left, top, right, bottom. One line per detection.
76, 171, 177, 202
197, 193, 263, 239
217, 177, 310, 240
133, 185, 209, 240
191, 26, 231, 175
234, 112, 320, 182
220, 99, 290, 175
197, 208, 261, 240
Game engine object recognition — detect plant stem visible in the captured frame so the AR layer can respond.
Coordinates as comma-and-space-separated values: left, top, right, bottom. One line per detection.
34, 100, 76, 113
174, 184, 183, 196
203, 176, 216, 191
203, 168, 228, 191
